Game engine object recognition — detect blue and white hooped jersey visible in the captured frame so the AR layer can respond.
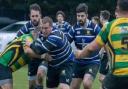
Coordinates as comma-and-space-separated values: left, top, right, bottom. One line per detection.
67, 20, 101, 64
30, 29, 75, 67
16, 21, 36, 37
53, 21, 71, 35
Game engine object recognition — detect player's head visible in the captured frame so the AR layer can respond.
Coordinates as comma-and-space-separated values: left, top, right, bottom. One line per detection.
39, 16, 53, 37
100, 10, 110, 23
91, 16, 100, 25
56, 11, 65, 23
76, 3, 88, 26
29, 3, 42, 26
115, 0, 128, 18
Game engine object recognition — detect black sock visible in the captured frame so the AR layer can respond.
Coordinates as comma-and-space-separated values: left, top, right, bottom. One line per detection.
35, 85, 43, 89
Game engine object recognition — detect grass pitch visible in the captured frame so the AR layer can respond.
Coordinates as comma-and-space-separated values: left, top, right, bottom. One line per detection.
13, 66, 100, 89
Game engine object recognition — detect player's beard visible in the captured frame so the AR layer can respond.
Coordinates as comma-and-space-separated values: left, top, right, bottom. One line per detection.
79, 20, 85, 26
32, 20, 39, 26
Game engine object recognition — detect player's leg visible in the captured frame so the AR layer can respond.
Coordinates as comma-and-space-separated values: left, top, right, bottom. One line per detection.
83, 64, 99, 89
99, 52, 109, 89
99, 52, 109, 82
0, 64, 13, 89
102, 73, 126, 89
28, 59, 42, 89
46, 65, 59, 89
47, 88, 56, 89
70, 63, 84, 89
70, 78, 82, 89
35, 61, 48, 89
59, 62, 74, 89
70, 42, 82, 89
28, 61, 37, 89
1, 83, 13, 89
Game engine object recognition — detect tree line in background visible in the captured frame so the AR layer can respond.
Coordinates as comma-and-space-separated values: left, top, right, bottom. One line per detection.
0, 0, 116, 24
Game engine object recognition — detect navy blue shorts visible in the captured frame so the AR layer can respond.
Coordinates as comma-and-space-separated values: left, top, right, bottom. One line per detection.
99, 53, 109, 75
73, 63, 99, 79
46, 62, 74, 88
0, 64, 12, 80
28, 59, 43, 76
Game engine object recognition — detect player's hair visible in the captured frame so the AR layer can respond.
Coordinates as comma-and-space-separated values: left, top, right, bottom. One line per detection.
56, 11, 65, 18
92, 16, 100, 24
100, 10, 110, 20
117, 0, 128, 11
41, 16, 53, 27
76, 3, 88, 14
29, 3, 42, 14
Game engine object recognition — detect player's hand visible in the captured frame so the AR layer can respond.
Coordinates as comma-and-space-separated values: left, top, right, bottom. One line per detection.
45, 53, 52, 61
75, 50, 82, 59
41, 53, 52, 61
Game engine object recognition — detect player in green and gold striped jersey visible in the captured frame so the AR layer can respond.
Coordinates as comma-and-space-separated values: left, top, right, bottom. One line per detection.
0, 31, 41, 89
75, 0, 128, 89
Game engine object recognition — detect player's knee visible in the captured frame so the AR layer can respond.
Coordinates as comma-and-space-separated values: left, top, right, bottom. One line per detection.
37, 66, 47, 77
70, 84, 79, 89
37, 69, 46, 77
99, 76, 103, 83
59, 83, 70, 89
83, 82, 92, 89
1, 84, 13, 89
83, 79, 92, 89
99, 74, 105, 83
37, 72, 43, 78
83, 74, 93, 89
70, 81, 80, 89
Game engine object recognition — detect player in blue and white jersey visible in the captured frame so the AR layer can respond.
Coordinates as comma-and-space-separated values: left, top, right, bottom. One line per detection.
68, 3, 101, 89
54, 11, 71, 35
54, 10, 77, 53
25, 16, 74, 89
16, 3, 45, 89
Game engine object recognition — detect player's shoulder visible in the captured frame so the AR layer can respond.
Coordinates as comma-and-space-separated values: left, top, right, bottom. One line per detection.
24, 21, 33, 28
72, 22, 80, 29
49, 30, 62, 39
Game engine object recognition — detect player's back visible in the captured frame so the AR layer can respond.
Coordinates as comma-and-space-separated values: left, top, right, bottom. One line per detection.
16, 21, 35, 37
46, 30, 74, 67
0, 34, 33, 72
106, 18, 128, 76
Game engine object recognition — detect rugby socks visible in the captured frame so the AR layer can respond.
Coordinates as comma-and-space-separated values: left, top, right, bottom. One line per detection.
35, 85, 43, 89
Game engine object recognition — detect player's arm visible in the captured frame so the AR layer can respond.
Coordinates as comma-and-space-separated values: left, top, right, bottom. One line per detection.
76, 23, 109, 59
23, 45, 42, 59
16, 24, 29, 37
26, 36, 57, 55
22, 35, 42, 59
66, 26, 75, 43
75, 39, 103, 59
24, 46, 52, 60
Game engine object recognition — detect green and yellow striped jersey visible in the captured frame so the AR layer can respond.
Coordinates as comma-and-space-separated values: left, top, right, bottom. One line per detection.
0, 34, 33, 72
96, 18, 128, 76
